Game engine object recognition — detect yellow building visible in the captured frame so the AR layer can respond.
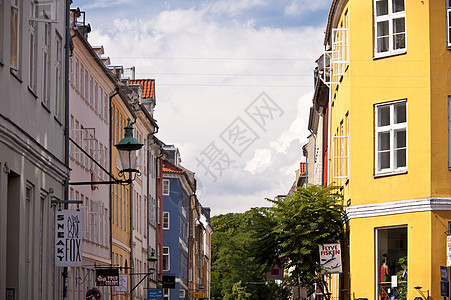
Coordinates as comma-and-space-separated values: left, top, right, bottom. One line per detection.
110, 84, 137, 298
317, 0, 451, 299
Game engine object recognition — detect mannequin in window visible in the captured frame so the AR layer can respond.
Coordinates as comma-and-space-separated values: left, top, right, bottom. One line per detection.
380, 253, 390, 300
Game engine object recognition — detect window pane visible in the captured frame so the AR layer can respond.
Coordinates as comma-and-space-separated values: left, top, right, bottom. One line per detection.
395, 149, 406, 168
379, 151, 390, 170
377, 21, 389, 37
395, 129, 406, 168
393, 18, 406, 50
378, 106, 390, 126
394, 129, 406, 148
393, 0, 405, 13
378, 132, 390, 151
377, 21, 389, 53
377, 37, 389, 53
394, 103, 406, 123
376, 0, 388, 16
393, 18, 405, 34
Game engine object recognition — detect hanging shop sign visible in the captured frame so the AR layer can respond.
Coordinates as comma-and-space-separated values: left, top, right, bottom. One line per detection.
114, 274, 129, 293
96, 268, 119, 286
162, 275, 175, 289
55, 210, 83, 267
266, 264, 284, 281
319, 243, 342, 273
193, 292, 206, 298
148, 289, 164, 299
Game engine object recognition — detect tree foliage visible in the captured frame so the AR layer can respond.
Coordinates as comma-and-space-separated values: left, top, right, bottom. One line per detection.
252, 185, 346, 289
211, 212, 290, 300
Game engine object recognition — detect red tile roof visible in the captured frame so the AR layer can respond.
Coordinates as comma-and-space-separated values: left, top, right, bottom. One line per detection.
300, 162, 306, 176
162, 160, 185, 174
130, 79, 155, 99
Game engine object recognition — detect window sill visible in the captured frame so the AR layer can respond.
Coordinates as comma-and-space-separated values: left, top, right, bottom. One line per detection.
54, 115, 62, 126
373, 50, 407, 60
10, 68, 22, 83
28, 86, 38, 99
41, 101, 51, 113
373, 170, 407, 178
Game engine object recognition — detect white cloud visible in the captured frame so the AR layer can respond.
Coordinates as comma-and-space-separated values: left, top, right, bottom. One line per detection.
245, 148, 273, 174
85, 6, 324, 216
205, 0, 266, 16
284, 0, 301, 16
81, 0, 132, 10
285, 0, 331, 17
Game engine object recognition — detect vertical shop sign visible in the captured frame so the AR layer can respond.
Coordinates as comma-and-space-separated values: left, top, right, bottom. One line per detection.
55, 210, 83, 266
447, 236, 451, 267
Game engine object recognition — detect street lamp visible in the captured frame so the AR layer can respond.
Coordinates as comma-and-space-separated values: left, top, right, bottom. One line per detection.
115, 118, 144, 180
69, 117, 144, 186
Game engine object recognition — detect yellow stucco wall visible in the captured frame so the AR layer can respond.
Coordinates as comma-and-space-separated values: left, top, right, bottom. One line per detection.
349, 212, 432, 300
429, 0, 451, 197
111, 96, 134, 298
344, 0, 432, 206
326, 0, 451, 299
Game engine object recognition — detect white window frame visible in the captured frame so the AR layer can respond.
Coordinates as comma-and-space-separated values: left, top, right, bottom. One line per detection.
54, 31, 62, 119
447, 1, 451, 48
375, 100, 408, 175
42, 22, 50, 107
10, 0, 20, 71
374, 0, 406, 57
28, 20, 37, 92
163, 246, 170, 271
163, 211, 170, 230
163, 179, 170, 195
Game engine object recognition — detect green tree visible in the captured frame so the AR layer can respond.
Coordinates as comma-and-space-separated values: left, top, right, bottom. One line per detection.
253, 185, 346, 293
223, 281, 251, 300
211, 212, 290, 300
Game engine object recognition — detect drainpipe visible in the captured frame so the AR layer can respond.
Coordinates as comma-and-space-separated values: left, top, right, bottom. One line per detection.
130, 180, 134, 299
62, 0, 72, 298
109, 88, 118, 298
155, 145, 164, 285
147, 137, 150, 292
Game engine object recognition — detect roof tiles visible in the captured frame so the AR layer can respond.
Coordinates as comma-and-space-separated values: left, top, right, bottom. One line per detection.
130, 79, 155, 99
162, 160, 185, 174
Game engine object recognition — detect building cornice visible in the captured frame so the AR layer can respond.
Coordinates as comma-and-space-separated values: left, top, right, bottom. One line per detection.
0, 113, 69, 183
346, 198, 451, 219
112, 238, 131, 253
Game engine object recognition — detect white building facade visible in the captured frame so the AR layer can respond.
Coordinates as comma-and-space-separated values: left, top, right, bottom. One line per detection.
0, 0, 69, 299
67, 9, 118, 299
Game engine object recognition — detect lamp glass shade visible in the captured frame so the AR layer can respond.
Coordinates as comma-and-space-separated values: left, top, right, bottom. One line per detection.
114, 118, 143, 173
118, 148, 138, 172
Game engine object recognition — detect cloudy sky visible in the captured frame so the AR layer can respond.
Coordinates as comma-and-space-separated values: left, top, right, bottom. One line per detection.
72, 0, 331, 215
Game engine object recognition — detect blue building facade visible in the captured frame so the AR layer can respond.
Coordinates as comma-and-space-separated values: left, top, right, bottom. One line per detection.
162, 159, 194, 300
